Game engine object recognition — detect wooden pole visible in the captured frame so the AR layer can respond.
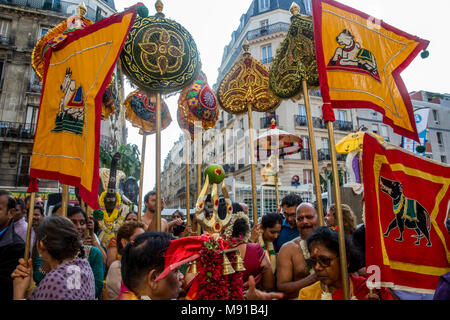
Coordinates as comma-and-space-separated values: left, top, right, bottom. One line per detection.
196, 131, 202, 236
274, 173, 280, 211
185, 136, 190, 226
61, 184, 69, 217
247, 103, 258, 224
303, 81, 325, 226
327, 121, 350, 300
24, 192, 35, 263
137, 133, 147, 222
156, 93, 162, 232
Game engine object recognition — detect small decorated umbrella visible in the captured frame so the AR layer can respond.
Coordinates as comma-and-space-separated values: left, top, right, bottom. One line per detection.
178, 71, 219, 228
256, 118, 303, 206
31, 3, 93, 81
119, 0, 201, 229
217, 41, 281, 223
336, 131, 384, 154
123, 89, 172, 220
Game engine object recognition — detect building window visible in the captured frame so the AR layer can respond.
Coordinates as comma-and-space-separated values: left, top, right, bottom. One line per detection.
298, 105, 306, 117
0, 60, 4, 90
259, 0, 270, 12
96, 7, 107, 22
0, 19, 11, 44
371, 124, 379, 134
433, 110, 439, 124
304, 0, 312, 15
441, 155, 447, 164
337, 110, 347, 122
437, 132, 444, 146
380, 125, 388, 138
25, 106, 38, 135
16, 154, 32, 187
303, 169, 312, 185
262, 44, 272, 64
321, 137, 329, 150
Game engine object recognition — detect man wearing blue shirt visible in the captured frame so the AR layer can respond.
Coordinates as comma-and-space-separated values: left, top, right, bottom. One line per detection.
274, 193, 302, 252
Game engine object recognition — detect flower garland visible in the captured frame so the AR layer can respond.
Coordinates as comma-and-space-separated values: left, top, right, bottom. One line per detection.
97, 191, 124, 246
194, 237, 244, 300
258, 233, 276, 274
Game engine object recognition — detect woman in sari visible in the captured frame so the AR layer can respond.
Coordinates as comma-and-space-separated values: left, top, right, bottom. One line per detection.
298, 227, 392, 300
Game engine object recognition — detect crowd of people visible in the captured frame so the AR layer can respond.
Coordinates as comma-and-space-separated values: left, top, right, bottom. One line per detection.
1, 189, 449, 300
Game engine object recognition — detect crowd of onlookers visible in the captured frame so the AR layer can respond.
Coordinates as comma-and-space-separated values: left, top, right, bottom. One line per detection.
1, 190, 449, 300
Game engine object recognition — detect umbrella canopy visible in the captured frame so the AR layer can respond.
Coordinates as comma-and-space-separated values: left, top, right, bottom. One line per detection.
256, 119, 303, 159
336, 131, 384, 154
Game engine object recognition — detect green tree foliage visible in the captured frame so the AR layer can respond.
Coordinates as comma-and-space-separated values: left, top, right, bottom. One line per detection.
99, 144, 141, 180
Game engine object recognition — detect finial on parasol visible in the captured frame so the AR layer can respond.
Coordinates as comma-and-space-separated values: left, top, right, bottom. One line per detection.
77, 2, 87, 16
290, 2, 300, 16
242, 40, 250, 54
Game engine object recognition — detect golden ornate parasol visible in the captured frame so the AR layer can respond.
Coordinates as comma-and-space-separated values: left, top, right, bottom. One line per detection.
217, 41, 281, 223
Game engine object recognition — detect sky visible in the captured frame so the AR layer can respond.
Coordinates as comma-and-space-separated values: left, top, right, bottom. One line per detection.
114, 0, 450, 194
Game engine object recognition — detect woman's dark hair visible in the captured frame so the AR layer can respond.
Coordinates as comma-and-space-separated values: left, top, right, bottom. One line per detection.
232, 218, 249, 239
36, 216, 83, 261
125, 212, 138, 220
121, 232, 171, 293
351, 224, 366, 270
52, 202, 62, 216
218, 201, 243, 220
171, 210, 184, 220
117, 220, 146, 254
328, 204, 357, 235
261, 212, 283, 229
306, 226, 361, 273
67, 206, 87, 220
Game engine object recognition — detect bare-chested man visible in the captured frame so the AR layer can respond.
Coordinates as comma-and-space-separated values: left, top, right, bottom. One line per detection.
276, 202, 320, 299
141, 191, 169, 232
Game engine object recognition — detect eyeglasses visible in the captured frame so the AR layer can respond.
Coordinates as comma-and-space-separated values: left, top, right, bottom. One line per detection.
306, 256, 338, 269
283, 212, 296, 219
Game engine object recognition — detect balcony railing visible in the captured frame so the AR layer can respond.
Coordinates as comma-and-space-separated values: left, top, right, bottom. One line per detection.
246, 22, 290, 41
317, 148, 346, 161
260, 116, 278, 129
0, 121, 35, 139
299, 149, 311, 161
0, 34, 15, 46
318, 148, 331, 161
295, 115, 307, 127
334, 120, 353, 132
261, 57, 273, 65
313, 117, 327, 129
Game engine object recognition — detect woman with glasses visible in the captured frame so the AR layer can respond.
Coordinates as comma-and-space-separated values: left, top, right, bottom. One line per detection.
298, 227, 393, 300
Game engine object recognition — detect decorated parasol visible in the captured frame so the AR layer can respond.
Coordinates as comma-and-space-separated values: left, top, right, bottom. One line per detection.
336, 131, 384, 155
269, 2, 347, 298
177, 71, 219, 230
119, 0, 201, 229
217, 41, 281, 223
269, 2, 325, 225
256, 118, 303, 206
123, 89, 172, 221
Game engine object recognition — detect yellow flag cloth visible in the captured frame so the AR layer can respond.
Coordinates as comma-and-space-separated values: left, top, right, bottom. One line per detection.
30, 6, 139, 209
312, 0, 429, 142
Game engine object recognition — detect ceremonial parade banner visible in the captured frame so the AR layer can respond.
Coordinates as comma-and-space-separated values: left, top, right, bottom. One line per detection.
363, 133, 450, 294
312, 0, 429, 141
30, 6, 139, 209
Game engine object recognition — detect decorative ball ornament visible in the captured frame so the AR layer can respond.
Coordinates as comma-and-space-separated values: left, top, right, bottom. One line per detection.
120, 0, 201, 94
269, 3, 319, 99
217, 41, 281, 114
31, 5, 93, 81
124, 89, 172, 134
178, 71, 219, 130
205, 164, 226, 184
